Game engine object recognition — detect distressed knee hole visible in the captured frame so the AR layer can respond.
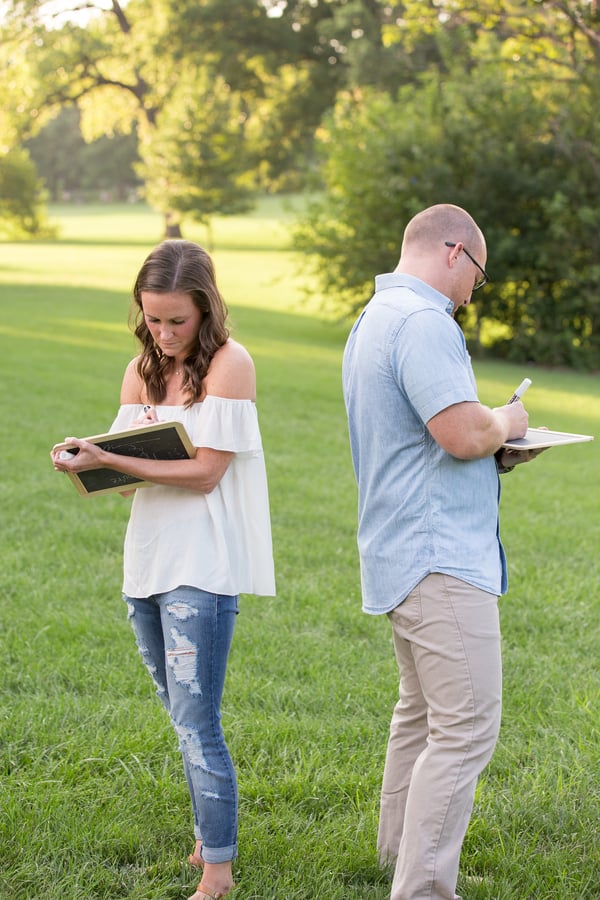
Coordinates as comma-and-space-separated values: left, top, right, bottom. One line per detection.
174, 723, 208, 769
166, 601, 199, 621
167, 627, 202, 695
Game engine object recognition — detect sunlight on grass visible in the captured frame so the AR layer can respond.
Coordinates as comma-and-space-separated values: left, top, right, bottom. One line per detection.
0, 322, 132, 352
61, 318, 130, 333
1, 199, 326, 314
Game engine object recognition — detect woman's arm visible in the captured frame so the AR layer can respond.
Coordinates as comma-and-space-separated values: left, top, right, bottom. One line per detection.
51, 441, 233, 494
51, 342, 254, 493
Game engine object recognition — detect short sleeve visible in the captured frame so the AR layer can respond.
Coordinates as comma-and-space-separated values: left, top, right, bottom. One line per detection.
190, 396, 263, 455
391, 309, 478, 424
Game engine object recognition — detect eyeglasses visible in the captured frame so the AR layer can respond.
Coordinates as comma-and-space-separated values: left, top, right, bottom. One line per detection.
444, 241, 489, 290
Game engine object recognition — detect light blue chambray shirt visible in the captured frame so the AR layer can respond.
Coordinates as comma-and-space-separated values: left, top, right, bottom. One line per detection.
342, 272, 507, 616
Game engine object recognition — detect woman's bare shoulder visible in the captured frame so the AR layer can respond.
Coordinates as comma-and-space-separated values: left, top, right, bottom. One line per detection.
205, 339, 256, 399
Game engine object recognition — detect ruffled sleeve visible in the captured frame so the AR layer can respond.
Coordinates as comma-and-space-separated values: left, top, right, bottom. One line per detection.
107, 399, 262, 455
189, 396, 263, 455
109, 404, 146, 433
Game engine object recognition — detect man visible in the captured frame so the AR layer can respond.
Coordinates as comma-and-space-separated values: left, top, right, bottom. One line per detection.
342, 204, 538, 900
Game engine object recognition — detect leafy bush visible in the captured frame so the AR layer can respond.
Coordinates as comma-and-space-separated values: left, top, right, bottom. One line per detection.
294, 66, 600, 369
0, 148, 57, 238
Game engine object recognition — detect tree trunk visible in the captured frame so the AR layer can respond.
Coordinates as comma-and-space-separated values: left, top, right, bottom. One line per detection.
163, 211, 182, 238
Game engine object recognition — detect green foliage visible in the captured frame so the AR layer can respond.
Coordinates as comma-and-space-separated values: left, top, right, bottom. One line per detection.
0, 202, 598, 899
136, 69, 255, 233
1, 0, 439, 204
1, 0, 261, 226
0, 147, 56, 237
25, 106, 141, 201
162, 0, 346, 188
294, 54, 600, 368
292, 1, 600, 369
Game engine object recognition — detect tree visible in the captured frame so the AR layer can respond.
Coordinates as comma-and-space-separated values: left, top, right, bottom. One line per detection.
137, 68, 255, 244
4, 0, 397, 221
25, 106, 140, 201
293, 1, 600, 368
153, 0, 347, 188
294, 63, 600, 368
1, 0, 470, 222
0, 147, 56, 237
1, 0, 263, 235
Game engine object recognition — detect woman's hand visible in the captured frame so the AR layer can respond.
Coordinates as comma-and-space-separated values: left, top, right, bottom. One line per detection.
130, 405, 159, 427
50, 438, 106, 473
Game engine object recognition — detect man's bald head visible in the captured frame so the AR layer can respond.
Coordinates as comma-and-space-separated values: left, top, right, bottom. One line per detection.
395, 204, 487, 309
401, 204, 484, 257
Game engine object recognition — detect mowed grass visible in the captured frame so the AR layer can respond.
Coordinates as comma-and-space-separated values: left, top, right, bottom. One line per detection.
0, 201, 598, 900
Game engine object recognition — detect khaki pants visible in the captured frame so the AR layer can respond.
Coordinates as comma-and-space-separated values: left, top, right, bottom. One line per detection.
378, 574, 502, 900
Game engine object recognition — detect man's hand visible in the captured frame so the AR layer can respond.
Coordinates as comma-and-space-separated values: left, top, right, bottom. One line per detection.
492, 400, 529, 441
497, 425, 549, 471
497, 446, 547, 470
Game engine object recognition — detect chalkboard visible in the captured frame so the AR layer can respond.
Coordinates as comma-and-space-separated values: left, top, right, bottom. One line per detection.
502, 427, 594, 450
63, 421, 196, 497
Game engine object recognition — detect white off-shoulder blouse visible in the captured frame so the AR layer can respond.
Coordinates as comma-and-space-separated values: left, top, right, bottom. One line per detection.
109, 397, 276, 599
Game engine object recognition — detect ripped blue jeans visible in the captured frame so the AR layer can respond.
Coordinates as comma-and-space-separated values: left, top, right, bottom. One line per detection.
124, 586, 239, 863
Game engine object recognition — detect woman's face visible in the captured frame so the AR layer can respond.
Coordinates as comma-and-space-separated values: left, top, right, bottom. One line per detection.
141, 291, 202, 360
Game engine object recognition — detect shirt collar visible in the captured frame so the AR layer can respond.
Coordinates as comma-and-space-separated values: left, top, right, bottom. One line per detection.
375, 272, 455, 317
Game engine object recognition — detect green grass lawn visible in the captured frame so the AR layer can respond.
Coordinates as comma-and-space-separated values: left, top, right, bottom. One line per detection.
0, 201, 598, 900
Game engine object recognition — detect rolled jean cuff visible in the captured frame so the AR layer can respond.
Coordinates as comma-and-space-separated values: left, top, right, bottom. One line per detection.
198, 842, 238, 864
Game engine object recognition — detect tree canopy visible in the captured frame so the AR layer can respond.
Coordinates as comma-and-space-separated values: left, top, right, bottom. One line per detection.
294, 0, 600, 369
1, 0, 351, 226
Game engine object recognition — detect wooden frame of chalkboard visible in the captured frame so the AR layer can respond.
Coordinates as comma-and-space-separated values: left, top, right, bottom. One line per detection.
62, 421, 196, 497
502, 427, 594, 450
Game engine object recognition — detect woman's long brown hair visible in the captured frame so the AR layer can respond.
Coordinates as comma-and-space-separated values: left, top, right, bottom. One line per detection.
130, 240, 229, 407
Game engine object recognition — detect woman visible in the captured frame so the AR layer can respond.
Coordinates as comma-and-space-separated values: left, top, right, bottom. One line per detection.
52, 240, 276, 900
